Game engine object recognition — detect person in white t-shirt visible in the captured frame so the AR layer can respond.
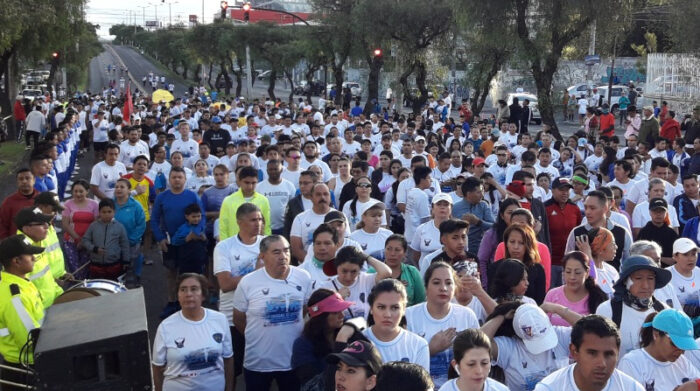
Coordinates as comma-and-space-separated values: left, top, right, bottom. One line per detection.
290, 183, 334, 262
232, 235, 312, 391
152, 273, 233, 391
617, 309, 700, 391
342, 177, 387, 232
410, 194, 452, 265
89, 144, 127, 200
595, 255, 673, 358
170, 122, 198, 159
119, 127, 150, 170
257, 159, 295, 235
534, 314, 644, 391
337, 279, 429, 371
405, 262, 479, 388
631, 178, 680, 236
341, 128, 361, 157
348, 201, 392, 258
667, 238, 700, 311
481, 302, 582, 391
404, 166, 433, 244
438, 329, 509, 391
321, 246, 391, 320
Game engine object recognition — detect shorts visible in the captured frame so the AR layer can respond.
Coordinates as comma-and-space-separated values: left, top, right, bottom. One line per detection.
93, 141, 108, 152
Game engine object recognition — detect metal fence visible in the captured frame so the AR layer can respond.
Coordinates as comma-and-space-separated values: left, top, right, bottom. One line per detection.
645, 53, 700, 100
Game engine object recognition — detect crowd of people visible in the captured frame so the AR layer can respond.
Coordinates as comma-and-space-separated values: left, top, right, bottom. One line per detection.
1, 86, 700, 391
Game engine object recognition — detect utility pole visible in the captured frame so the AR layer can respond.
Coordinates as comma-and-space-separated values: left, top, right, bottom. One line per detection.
586, 19, 596, 87
243, 2, 253, 100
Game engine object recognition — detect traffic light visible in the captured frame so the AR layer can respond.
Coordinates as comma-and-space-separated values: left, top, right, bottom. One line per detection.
51, 52, 60, 66
242, 2, 251, 22
373, 48, 382, 57
220, 1, 228, 19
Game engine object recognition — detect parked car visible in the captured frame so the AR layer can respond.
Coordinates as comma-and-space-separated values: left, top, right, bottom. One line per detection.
506, 92, 542, 124
594, 85, 629, 113
567, 83, 594, 98
328, 82, 363, 97
21, 89, 44, 99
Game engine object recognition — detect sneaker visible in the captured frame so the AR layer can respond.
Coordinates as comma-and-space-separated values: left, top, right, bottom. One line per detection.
144, 258, 154, 265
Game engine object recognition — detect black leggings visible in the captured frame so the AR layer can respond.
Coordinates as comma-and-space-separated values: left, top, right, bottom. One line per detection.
25, 131, 39, 148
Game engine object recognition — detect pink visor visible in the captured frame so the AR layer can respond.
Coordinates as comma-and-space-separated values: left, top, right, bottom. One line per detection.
308, 292, 354, 318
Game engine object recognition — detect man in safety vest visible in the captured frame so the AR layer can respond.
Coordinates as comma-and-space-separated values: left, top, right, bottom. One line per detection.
14, 208, 63, 307
0, 234, 45, 388
33, 192, 68, 280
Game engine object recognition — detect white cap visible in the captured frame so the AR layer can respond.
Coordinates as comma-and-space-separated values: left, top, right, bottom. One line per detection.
513, 304, 557, 354
357, 199, 385, 217
431, 193, 453, 205
673, 238, 699, 255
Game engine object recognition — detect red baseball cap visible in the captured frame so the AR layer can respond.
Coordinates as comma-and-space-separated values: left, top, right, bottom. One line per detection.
473, 157, 487, 166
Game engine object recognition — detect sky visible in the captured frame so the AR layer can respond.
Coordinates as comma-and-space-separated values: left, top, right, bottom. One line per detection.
86, 0, 237, 37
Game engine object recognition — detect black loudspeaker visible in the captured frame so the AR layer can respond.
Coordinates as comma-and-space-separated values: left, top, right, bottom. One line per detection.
33, 288, 152, 390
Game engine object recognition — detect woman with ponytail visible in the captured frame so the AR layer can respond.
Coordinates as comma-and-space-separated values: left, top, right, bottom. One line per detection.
543, 251, 607, 326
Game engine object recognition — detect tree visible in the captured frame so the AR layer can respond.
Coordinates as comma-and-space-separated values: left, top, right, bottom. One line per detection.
512, 0, 633, 139
455, 0, 515, 116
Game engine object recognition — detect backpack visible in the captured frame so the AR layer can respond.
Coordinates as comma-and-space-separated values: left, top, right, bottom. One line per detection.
610, 298, 665, 329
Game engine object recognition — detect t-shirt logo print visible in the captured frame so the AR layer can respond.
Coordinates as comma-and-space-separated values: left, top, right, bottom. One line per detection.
175, 338, 185, 348
424, 239, 431, 246
212, 333, 223, 343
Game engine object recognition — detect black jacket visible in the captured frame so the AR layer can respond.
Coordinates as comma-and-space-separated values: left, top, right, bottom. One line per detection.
283, 195, 305, 240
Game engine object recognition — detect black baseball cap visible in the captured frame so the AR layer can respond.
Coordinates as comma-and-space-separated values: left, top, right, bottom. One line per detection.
15, 207, 52, 229
324, 210, 346, 224
0, 234, 44, 262
551, 177, 573, 190
34, 192, 64, 212
649, 197, 668, 211
326, 340, 383, 375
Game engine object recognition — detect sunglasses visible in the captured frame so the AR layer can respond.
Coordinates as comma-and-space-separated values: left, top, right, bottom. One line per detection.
357, 183, 372, 188
289, 155, 301, 160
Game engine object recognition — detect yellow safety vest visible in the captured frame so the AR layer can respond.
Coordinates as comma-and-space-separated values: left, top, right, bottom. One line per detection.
19, 232, 64, 308
42, 225, 66, 279
0, 272, 44, 364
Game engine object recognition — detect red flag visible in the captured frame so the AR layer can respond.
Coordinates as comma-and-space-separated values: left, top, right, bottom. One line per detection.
123, 83, 134, 125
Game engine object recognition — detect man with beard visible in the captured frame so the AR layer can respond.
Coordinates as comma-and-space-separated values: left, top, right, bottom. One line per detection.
290, 183, 334, 263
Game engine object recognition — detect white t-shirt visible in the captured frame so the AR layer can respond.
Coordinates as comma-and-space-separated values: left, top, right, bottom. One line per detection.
90, 161, 127, 199
405, 188, 431, 243
280, 167, 302, 189
297, 257, 333, 290
668, 265, 700, 307
341, 140, 362, 157
595, 263, 620, 298
617, 348, 700, 391
321, 272, 375, 320
185, 175, 215, 192
626, 179, 677, 206
349, 228, 393, 259
534, 163, 560, 181
152, 309, 233, 391
149, 161, 172, 183
396, 177, 441, 208
405, 303, 479, 388
595, 301, 656, 357
494, 327, 572, 391
631, 201, 680, 228
535, 364, 644, 391
654, 282, 682, 309
119, 141, 150, 167
170, 139, 199, 159
584, 154, 604, 173
607, 179, 637, 197
302, 238, 363, 270
290, 209, 333, 250
410, 221, 442, 262
257, 179, 296, 231
92, 119, 110, 142
300, 159, 332, 183
362, 327, 431, 371
213, 235, 264, 325
232, 266, 312, 372
687, 338, 700, 368
342, 199, 388, 232
439, 378, 509, 391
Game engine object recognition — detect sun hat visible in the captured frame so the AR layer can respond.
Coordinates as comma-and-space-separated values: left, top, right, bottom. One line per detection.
613, 255, 672, 291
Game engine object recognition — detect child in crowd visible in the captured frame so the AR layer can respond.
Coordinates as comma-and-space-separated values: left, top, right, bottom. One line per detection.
81, 199, 130, 280
171, 203, 208, 274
